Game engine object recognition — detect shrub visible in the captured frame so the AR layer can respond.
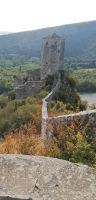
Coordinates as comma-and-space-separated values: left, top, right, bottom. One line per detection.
37, 90, 49, 99
0, 95, 8, 109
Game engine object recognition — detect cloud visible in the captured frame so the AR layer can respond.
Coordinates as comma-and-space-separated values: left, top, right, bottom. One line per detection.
0, 0, 96, 32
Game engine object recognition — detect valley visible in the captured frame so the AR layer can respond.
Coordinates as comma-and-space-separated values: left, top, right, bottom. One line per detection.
0, 27, 96, 169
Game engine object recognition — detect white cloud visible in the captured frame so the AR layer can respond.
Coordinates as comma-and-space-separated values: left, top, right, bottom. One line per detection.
0, 0, 96, 32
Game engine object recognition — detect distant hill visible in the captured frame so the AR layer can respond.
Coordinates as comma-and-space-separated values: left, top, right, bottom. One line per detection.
0, 31, 11, 35
0, 21, 96, 60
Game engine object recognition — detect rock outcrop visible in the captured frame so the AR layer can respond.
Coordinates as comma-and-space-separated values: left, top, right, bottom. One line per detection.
0, 155, 96, 200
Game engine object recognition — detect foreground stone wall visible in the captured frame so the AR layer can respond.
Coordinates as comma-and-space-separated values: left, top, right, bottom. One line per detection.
0, 155, 96, 200
47, 109, 96, 136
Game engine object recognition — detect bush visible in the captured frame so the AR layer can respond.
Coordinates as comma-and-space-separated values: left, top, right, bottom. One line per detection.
46, 121, 96, 167
37, 90, 49, 99
0, 95, 8, 109
8, 90, 15, 100
0, 97, 41, 137
79, 100, 88, 111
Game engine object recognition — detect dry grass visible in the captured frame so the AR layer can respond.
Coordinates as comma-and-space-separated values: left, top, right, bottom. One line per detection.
0, 123, 45, 155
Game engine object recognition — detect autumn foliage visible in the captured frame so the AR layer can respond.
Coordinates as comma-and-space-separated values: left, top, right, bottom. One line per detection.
0, 123, 45, 155
46, 120, 96, 167
0, 96, 96, 168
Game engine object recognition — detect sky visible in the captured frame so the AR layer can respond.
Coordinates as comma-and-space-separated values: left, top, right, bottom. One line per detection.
0, 0, 96, 33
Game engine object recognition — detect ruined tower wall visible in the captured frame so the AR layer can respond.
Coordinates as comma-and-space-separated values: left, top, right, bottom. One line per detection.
15, 80, 45, 99
27, 68, 41, 81
41, 33, 65, 80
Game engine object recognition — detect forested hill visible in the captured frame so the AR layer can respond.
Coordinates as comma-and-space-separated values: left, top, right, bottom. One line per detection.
0, 21, 96, 59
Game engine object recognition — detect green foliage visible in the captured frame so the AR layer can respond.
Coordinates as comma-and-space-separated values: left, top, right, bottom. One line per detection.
0, 96, 8, 108
0, 60, 40, 95
45, 75, 54, 91
47, 122, 96, 167
78, 100, 88, 111
71, 142, 96, 165
8, 90, 15, 100
71, 68, 96, 92
0, 81, 12, 94
0, 97, 41, 137
37, 90, 49, 99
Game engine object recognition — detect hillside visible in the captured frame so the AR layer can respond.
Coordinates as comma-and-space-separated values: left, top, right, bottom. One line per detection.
0, 21, 96, 59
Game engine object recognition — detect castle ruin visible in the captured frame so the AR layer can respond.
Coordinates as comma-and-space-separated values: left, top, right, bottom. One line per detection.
15, 33, 65, 99
41, 33, 65, 79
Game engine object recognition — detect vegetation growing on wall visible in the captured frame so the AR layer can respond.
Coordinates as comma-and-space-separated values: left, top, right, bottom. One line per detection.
0, 116, 96, 168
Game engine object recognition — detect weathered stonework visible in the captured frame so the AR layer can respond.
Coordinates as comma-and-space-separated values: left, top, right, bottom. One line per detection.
15, 33, 65, 99
41, 72, 96, 140
15, 68, 45, 99
47, 109, 96, 137
0, 155, 96, 200
41, 73, 61, 139
15, 80, 45, 99
41, 77, 96, 139
27, 68, 41, 81
41, 33, 65, 80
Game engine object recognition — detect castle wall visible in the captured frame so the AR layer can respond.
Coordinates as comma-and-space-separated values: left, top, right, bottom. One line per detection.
41, 73, 61, 139
41, 75, 96, 139
47, 109, 96, 137
15, 68, 45, 99
14, 76, 24, 87
27, 68, 41, 81
15, 86, 26, 99
15, 80, 45, 99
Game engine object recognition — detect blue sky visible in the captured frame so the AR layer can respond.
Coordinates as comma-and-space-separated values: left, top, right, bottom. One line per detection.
0, 0, 96, 32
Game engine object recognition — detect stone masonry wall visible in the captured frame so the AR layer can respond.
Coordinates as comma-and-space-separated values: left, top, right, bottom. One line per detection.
15, 80, 45, 99
41, 33, 65, 80
41, 73, 61, 139
41, 78, 96, 140
47, 109, 96, 136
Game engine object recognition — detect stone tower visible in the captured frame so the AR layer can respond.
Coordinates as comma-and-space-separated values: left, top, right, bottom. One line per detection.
41, 33, 65, 79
